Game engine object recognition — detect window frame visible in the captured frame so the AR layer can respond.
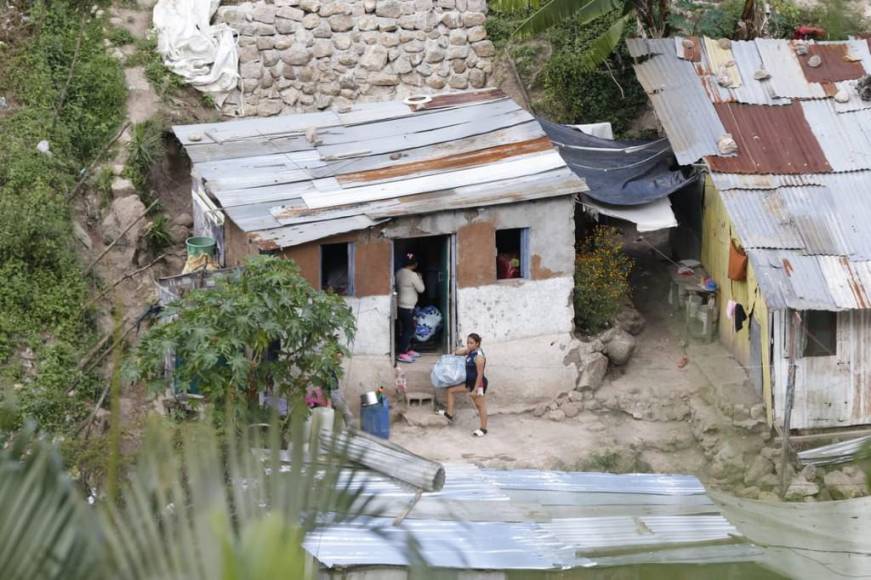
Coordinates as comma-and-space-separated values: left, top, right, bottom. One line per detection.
495, 227, 530, 281
319, 241, 355, 297
800, 310, 837, 358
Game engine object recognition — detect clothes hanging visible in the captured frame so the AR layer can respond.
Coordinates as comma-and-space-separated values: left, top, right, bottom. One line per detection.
734, 303, 747, 332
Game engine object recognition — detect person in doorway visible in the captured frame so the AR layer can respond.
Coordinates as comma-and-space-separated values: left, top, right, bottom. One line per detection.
438, 333, 488, 437
396, 253, 425, 364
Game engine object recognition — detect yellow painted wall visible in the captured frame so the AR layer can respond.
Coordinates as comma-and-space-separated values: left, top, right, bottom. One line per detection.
701, 175, 773, 424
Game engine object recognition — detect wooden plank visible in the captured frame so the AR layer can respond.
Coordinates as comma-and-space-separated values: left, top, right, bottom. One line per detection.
302, 151, 567, 210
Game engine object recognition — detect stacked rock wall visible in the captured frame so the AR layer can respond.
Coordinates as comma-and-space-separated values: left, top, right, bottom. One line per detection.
216, 0, 496, 117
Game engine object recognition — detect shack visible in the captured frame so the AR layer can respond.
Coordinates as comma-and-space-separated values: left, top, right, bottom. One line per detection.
172, 89, 588, 406
628, 37, 871, 431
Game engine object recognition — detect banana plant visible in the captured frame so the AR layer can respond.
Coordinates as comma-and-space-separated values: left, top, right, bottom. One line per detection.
0, 414, 378, 580
491, 0, 671, 70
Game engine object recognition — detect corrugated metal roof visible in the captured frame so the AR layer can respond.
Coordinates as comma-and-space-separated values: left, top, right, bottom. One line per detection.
746, 249, 871, 311
706, 102, 831, 174
797, 43, 865, 84
801, 99, 871, 171
698, 40, 792, 106
303, 464, 756, 571
629, 38, 871, 311
626, 38, 726, 165
755, 38, 829, 99
173, 90, 587, 249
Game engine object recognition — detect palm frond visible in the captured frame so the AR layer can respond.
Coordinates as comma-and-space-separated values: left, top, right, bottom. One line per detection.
512, 0, 626, 38
578, 10, 633, 71
0, 424, 105, 580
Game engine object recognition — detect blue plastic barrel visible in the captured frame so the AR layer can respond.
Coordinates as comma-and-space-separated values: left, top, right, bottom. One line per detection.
361, 399, 390, 439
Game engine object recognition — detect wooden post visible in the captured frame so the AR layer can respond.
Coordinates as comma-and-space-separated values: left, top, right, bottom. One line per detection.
320, 428, 445, 492
779, 310, 801, 497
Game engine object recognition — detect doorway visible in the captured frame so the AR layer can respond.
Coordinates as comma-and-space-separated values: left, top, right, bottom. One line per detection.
392, 235, 454, 356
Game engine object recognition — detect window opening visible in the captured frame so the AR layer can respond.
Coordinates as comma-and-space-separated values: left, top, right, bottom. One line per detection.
496, 228, 529, 280
802, 310, 837, 357
321, 242, 354, 296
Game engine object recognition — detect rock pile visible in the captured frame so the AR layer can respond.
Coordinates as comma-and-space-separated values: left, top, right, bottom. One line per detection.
215, 0, 495, 117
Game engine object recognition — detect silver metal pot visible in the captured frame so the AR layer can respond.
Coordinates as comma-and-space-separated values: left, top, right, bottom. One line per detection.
360, 391, 379, 407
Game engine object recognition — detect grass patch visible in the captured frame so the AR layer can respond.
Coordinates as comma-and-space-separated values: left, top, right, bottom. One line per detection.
578, 449, 652, 474
106, 25, 134, 46
124, 118, 166, 200
127, 36, 185, 96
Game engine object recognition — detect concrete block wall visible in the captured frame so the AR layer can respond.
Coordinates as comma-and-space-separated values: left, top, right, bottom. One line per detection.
216, 0, 496, 117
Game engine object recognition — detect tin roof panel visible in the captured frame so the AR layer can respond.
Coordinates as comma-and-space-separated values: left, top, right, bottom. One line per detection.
706, 102, 831, 173
174, 91, 587, 249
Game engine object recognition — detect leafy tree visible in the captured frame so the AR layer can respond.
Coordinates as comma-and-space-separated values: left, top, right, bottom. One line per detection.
125, 256, 356, 426
489, 0, 672, 70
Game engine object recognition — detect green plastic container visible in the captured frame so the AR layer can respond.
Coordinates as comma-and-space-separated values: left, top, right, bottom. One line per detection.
186, 236, 216, 257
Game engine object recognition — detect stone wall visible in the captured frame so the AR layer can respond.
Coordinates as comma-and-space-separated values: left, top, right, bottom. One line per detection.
215, 0, 496, 117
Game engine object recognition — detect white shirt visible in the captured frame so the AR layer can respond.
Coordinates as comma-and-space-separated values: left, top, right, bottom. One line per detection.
396, 267, 425, 309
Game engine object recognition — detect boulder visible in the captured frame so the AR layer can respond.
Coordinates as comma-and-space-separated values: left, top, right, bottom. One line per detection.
799, 463, 817, 482
823, 466, 868, 499
744, 454, 775, 486
532, 403, 548, 418
102, 195, 147, 243
604, 330, 636, 366
547, 409, 566, 422
785, 478, 819, 500
578, 352, 609, 391
562, 403, 581, 418
360, 45, 389, 70
375, 0, 401, 18
616, 307, 646, 335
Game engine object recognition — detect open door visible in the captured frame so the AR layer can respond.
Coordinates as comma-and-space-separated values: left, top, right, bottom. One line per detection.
392, 235, 454, 355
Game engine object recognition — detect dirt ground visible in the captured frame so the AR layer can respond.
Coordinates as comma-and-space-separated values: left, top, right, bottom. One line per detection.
392, 228, 762, 485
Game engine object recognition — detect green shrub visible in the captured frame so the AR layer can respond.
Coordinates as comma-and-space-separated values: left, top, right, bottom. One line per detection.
574, 226, 633, 334
124, 119, 166, 198
670, 0, 746, 38
106, 25, 134, 46
145, 212, 172, 253
488, 8, 648, 136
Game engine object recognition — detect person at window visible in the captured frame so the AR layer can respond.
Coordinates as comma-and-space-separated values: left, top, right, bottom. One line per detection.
396, 253, 424, 364
437, 333, 489, 437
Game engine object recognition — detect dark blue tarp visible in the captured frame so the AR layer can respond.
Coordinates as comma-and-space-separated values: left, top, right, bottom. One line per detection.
539, 118, 697, 206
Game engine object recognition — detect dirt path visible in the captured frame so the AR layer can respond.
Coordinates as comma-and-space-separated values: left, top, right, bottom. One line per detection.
393, 229, 766, 489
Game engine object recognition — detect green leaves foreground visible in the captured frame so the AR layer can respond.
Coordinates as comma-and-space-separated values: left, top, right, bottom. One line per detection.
0, 417, 372, 580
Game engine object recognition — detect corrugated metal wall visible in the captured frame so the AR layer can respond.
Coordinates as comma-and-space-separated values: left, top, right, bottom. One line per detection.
774, 309, 871, 429
701, 177, 773, 424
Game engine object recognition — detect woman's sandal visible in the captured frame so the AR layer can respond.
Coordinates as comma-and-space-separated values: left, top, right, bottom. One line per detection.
472, 428, 487, 437
436, 409, 454, 423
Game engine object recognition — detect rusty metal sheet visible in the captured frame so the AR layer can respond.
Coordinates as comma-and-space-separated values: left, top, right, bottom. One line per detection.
337, 137, 553, 185
418, 88, 505, 110
675, 36, 702, 62
706, 102, 831, 174
712, 173, 823, 190
798, 44, 865, 84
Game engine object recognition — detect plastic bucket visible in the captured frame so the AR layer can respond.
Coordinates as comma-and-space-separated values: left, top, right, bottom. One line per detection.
361, 399, 390, 439
186, 236, 216, 257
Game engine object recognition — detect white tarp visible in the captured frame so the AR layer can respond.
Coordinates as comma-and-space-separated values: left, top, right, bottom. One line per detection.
582, 196, 678, 232
571, 122, 615, 140
153, 0, 238, 104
